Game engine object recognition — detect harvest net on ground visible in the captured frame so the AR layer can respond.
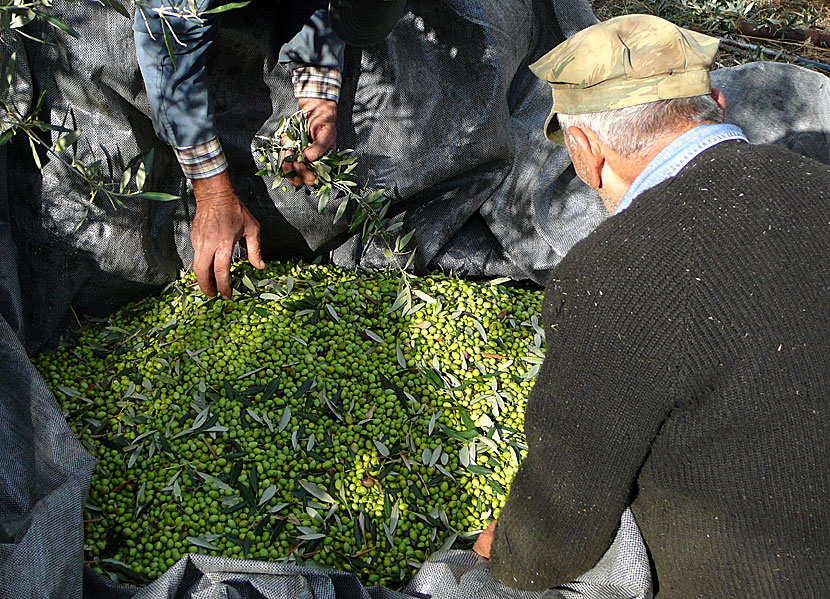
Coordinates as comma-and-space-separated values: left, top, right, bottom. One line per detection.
36, 263, 544, 588
4, 0, 830, 597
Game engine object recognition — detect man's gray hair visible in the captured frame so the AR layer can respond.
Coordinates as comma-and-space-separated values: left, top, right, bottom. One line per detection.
557, 94, 722, 157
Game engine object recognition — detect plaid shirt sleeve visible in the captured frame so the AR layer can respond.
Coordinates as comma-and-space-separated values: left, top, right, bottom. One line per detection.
292, 66, 341, 102
173, 137, 228, 180
173, 66, 339, 179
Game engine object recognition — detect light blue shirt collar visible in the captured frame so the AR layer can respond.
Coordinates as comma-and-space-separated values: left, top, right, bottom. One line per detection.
614, 124, 747, 215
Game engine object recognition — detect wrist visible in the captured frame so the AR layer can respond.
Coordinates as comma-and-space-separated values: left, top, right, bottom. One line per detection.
297, 96, 337, 115
192, 171, 239, 206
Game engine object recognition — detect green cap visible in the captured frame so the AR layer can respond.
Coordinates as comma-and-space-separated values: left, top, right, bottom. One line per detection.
529, 15, 720, 145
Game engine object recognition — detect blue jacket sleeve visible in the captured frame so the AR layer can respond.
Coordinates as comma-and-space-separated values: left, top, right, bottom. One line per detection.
133, 0, 223, 148
134, 1, 346, 149
279, 8, 346, 70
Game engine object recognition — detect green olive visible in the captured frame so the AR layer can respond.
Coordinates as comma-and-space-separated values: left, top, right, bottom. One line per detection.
35, 261, 543, 589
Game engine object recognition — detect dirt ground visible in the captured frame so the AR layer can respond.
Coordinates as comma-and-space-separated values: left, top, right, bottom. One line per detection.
591, 0, 829, 27
590, 0, 830, 72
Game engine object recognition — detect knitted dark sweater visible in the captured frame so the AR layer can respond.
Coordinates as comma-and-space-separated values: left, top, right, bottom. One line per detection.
490, 141, 830, 598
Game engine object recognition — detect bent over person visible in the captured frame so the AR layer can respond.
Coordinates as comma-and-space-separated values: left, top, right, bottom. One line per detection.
474, 15, 830, 598
133, 0, 405, 298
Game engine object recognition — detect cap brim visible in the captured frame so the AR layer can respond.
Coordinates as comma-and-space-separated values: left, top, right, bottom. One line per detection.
544, 108, 565, 145
329, 0, 407, 46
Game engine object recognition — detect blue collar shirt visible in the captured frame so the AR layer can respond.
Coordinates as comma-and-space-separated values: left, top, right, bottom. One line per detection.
614, 124, 748, 216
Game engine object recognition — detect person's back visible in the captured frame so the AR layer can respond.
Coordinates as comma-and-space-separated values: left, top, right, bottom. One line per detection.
564, 139, 830, 596
484, 14, 830, 598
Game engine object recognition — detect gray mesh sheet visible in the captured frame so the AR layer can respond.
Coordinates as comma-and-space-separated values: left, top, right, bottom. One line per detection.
2, 0, 830, 597
5, 0, 608, 355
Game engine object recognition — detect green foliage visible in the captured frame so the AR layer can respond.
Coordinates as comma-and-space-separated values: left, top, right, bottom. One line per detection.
37, 261, 546, 587
257, 111, 419, 314
749, 3, 822, 32
604, 0, 824, 36
607, 0, 754, 34
600, 0, 828, 72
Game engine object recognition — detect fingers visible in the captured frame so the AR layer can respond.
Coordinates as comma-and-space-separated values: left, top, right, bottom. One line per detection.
472, 519, 497, 559
244, 215, 265, 270
280, 135, 305, 187
280, 149, 316, 187
192, 235, 233, 300
193, 237, 259, 300
296, 143, 326, 185
210, 212, 263, 298
213, 244, 234, 300
302, 115, 336, 179
192, 241, 217, 298
303, 132, 334, 163
290, 160, 317, 187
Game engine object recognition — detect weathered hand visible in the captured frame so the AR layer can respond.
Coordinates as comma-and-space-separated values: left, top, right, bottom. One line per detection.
473, 519, 497, 559
281, 97, 338, 187
191, 171, 264, 299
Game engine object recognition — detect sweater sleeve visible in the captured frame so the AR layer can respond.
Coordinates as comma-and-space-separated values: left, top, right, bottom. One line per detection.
489, 226, 689, 590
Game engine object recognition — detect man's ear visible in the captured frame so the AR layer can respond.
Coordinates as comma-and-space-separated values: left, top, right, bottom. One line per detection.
711, 87, 727, 122
566, 126, 604, 189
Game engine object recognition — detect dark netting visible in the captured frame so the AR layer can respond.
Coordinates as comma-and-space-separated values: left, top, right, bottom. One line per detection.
5, 0, 605, 356
2, 0, 830, 596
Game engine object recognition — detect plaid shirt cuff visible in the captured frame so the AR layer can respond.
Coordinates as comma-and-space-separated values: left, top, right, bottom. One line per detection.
173, 137, 228, 180
293, 66, 341, 103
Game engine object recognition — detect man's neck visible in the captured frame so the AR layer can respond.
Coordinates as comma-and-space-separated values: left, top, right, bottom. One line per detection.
605, 121, 713, 211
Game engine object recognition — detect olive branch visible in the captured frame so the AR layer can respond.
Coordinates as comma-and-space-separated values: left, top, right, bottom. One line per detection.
255, 111, 418, 315
0, 89, 179, 229
0, 0, 203, 229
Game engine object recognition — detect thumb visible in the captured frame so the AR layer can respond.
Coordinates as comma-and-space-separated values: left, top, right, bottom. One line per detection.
303, 125, 336, 163
302, 139, 328, 163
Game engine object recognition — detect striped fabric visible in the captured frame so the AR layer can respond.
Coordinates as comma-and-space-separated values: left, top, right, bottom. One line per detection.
292, 66, 341, 102
173, 137, 228, 180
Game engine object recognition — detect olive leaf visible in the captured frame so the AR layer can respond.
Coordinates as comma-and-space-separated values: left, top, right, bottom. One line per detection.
258, 485, 277, 507
52, 129, 81, 152
363, 329, 383, 344
200, 0, 251, 14
373, 439, 390, 458
299, 480, 336, 504
187, 535, 222, 551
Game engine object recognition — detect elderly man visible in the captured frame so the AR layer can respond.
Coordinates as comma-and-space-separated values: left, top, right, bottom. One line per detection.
473, 14, 830, 598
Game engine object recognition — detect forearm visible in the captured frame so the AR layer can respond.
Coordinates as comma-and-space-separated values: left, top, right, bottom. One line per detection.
489, 388, 637, 588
